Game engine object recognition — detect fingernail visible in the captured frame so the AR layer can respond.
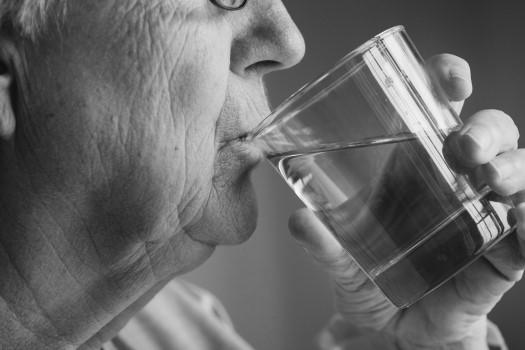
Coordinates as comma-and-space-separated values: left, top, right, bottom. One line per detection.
449, 70, 468, 83
450, 61, 471, 82
461, 126, 492, 151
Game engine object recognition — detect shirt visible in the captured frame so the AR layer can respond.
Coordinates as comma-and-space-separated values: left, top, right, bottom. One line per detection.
102, 280, 507, 350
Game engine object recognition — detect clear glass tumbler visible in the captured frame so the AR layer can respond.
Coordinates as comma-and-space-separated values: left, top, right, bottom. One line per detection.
252, 26, 514, 308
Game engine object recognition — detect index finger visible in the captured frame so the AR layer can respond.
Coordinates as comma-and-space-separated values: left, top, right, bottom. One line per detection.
426, 54, 473, 115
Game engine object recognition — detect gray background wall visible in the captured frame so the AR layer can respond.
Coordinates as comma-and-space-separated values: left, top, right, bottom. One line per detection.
187, 1, 525, 349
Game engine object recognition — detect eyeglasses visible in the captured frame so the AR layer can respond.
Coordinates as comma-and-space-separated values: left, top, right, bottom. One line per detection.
210, 0, 248, 11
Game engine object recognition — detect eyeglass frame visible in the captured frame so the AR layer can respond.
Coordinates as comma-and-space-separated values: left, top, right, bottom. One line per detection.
209, 0, 248, 11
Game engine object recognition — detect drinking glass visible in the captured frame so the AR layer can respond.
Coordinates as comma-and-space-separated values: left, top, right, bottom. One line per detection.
251, 26, 514, 308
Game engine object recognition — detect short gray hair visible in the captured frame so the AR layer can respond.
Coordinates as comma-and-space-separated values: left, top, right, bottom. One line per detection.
0, 0, 63, 38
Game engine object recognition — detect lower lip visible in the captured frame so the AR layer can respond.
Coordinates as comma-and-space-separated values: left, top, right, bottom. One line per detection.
219, 137, 265, 171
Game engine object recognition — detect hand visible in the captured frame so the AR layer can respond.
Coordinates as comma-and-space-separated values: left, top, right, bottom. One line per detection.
289, 54, 525, 349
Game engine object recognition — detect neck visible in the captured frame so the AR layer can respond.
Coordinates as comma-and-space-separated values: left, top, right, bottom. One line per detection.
0, 145, 198, 348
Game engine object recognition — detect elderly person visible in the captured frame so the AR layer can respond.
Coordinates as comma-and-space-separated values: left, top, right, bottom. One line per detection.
0, 0, 523, 349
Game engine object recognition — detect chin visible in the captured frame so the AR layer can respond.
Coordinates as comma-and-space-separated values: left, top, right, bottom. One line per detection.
186, 175, 259, 246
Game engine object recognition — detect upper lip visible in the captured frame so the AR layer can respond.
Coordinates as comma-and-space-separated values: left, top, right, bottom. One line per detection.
216, 83, 272, 152
217, 115, 268, 151
215, 130, 266, 170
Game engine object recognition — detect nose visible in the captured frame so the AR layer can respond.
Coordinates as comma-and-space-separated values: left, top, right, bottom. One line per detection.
230, 1, 306, 77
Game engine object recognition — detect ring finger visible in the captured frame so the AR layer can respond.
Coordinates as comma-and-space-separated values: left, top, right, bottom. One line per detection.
479, 149, 525, 197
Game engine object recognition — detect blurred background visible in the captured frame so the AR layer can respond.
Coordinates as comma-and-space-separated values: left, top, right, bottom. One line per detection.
187, 1, 525, 349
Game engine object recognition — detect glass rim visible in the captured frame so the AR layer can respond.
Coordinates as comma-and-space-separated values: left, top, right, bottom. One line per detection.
252, 25, 406, 138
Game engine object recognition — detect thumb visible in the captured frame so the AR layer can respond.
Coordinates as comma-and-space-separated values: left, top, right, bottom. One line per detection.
289, 208, 398, 330
289, 208, 354, 277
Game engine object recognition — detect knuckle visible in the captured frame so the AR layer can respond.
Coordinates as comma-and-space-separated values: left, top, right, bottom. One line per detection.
492, 236, 525, 280
516, 153, 525, 174
453, 275, 487, 305
471, 109, 519, 149
503, 187, 519, 197
492, 109, 518, 135
518, 149, 525, 166
486, 173, 519, 196
497, 255, 525, 278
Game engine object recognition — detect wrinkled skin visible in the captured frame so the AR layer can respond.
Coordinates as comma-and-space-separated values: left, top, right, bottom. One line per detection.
0, 0, 304, 348
1, 1, 524, 349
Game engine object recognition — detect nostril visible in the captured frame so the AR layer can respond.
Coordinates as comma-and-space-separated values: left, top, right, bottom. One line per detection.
0, 61, 8, 75
245, 60, 282, 74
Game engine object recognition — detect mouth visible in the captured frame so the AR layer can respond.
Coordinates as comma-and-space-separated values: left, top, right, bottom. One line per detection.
218, 131, 251, 150
213, 129, 267, 184
215, 81, 272, 169
220, 132, 265, 163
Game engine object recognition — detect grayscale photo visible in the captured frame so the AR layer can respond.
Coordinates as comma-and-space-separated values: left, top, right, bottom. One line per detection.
0, 1, 524, 349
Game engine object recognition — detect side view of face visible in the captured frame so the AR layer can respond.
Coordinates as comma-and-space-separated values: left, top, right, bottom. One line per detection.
6, 0, 304, 278
0, 0, 304, 344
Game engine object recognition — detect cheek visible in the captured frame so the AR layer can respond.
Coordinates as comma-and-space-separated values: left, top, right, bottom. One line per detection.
170, 37, 230, 150
124, 21, 233, 226
20, 3, 235, 234
93, 9, 232, 165
164, 40, 232, 226
92, 2, 232, 147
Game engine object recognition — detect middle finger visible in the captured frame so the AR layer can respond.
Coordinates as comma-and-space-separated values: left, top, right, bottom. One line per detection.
444, 109, 519, 168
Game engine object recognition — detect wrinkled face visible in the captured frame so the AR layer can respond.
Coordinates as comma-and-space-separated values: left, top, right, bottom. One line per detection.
15, 0, 304, 273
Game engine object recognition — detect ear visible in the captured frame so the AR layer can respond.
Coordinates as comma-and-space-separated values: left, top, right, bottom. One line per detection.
0, 37, 18, 140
